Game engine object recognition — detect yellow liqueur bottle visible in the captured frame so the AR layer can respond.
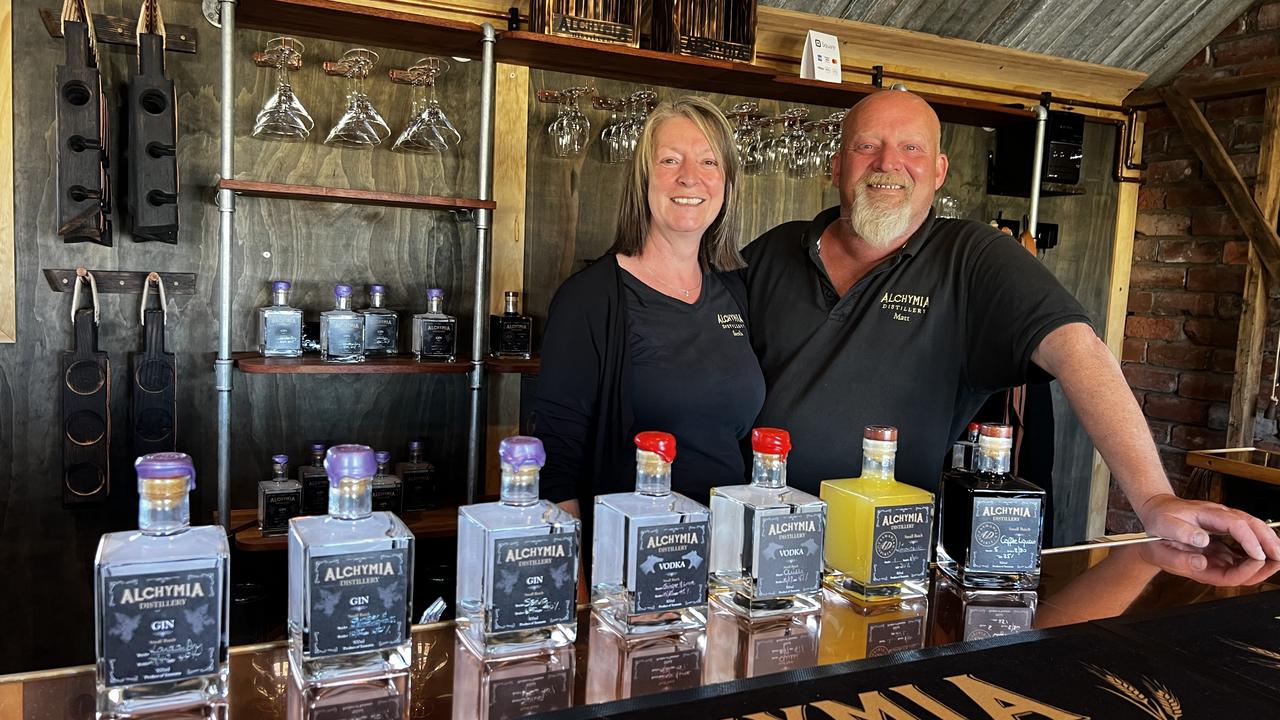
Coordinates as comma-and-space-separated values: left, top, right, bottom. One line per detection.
820, 425, 934, 602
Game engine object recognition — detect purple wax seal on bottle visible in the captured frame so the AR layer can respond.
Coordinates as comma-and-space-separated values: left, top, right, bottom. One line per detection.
369, 284, 386, 295
272, 280, 291, 292
324, 444, 377, 484
272, 454, 289, 466
427, 288, 444, 300
408, 440, 423, 451
375, 450, 391, 464
311, 442, 326, 454
136, 452, 196, 491
334, 284, 353, 299
499, 436, 546, 471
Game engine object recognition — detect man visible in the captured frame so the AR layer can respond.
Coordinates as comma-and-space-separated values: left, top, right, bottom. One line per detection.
742, 89, 1280, 560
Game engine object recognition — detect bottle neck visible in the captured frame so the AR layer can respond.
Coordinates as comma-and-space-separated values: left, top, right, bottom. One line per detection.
408, 448, 423, 463
370, 293, 386, 309
272, 464, 288, 482
334, 296, 351, 311
329, 477, 372, 519
635, 450, 672, 496
751, 452, 786, 489
503, 296, 519, 315
861, 439, 897, 482
500, 467, 539, 506
272, 290, 290, 306
311, 453, 324, 467
376, 460, 390, 477
975, 439, 1012, 475
138, 478, 191, 534
427, 297, 443, 314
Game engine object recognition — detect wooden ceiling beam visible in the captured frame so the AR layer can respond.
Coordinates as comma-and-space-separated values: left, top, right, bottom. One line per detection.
1127, 70, 1280, 108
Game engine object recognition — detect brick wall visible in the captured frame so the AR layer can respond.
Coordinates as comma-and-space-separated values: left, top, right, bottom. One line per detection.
1114, 1, 1280, 531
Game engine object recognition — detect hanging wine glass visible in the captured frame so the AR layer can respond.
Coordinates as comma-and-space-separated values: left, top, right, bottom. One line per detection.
727, 102, 762, 174
541, 86, 594, 159
392, 57, 461, 154
252, 36, 313, 140
323, 48, 391, 148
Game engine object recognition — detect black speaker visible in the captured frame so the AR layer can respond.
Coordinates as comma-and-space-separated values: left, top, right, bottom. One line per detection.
56, 21, 111, 245
987, 110, 1085, 198
123, 33, 179, 244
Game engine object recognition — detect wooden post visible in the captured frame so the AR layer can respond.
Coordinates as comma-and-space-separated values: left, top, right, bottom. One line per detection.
0, 0, 14, 343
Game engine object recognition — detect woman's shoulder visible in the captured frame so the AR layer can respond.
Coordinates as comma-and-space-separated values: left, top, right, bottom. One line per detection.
549, 254, 621, 311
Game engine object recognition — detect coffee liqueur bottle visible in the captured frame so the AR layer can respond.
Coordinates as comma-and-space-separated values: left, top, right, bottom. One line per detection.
455, 436, 579, 657
257, 280, 303, 357
288, 445, 415, 685
396, 440, 438, 511
928, 573, 1037, 646
709, 428, 825, 617
319, 284, 365, 363
938, 423, 1046, 589
259, 453, 302, 535
593, 432, 711, 636
299, 443, 329, 516
489, 290, 532, 359
371, 450, 404, 515
820, 426, 934, 602
412, 288, 457, 362
94, 453, 230, 717
359, 284, 399, 357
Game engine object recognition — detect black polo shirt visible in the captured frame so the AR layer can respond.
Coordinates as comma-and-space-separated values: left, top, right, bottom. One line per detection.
742, 206, 1091, 494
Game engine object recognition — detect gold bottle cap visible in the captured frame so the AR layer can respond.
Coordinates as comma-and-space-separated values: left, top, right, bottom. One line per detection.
980, 424, 1013, 439
863, 425, 898, 442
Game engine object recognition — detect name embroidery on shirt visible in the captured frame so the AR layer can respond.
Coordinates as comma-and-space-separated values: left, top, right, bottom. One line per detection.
880, 291, 930, 323
717, 312, 746, 337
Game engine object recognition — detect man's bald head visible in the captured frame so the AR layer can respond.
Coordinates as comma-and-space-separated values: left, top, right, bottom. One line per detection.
841, 90, 943, 152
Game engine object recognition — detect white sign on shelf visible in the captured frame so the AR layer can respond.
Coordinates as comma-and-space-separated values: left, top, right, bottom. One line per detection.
800, 30, 842, 83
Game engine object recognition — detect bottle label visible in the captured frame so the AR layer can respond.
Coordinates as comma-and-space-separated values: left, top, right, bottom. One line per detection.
865, 615, 925, 657
326, 317, 364, 356
752, 630, 818, 676
371, 484, 403, 513
99, 567, 223, 687
302, 471, 329, 515
362, 315, 398, 352
306, 549, 409, 658
312, 694, 404, 720
400, 468, 436, 511
263, 316, 301, 354
488, 534, 577, 632
629, 647, 702, 696
261, 488, 299, 533
967, 497, 1043, 572
632, 521, 709, 614
419, 320, 456, 357
963, 604, 1035, 640
755, 513, 825, 598
488, 665, 571, 719
870, 503, 932, 583
493, 316, 532, 354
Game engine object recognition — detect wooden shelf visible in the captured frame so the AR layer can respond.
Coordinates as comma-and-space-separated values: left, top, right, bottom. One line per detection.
485, 356, 540, 374
218, 180, 495, 212
234, 352, 471, 375
235, 0, 486, 59
227, 508, 459, 551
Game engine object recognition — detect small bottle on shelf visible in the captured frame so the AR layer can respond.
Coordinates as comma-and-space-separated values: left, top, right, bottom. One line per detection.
288, 445, 415, 686
937, 423, 1046, 589
594, 432, 711, 636
411, 288, 457, 362
257, 280, 303, 358
709, 428, 825, 617
396, 440, 438, 511
371, 450, 404, 515
489, 291, 532, 360
820, 426, 934, 602
319, 283, 365, 363
299, 443, 329, 516
359, 284, 400, 357
950, 422, 982, 470
258, 453, 301, 536
94, 453, 230, 717
456, 436, 579, 657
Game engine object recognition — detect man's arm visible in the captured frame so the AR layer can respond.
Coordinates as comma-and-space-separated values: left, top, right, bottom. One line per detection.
1030, 322, 1280, 560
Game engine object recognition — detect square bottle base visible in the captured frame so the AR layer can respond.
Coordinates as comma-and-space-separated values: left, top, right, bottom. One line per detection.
287, 631, 411, 688
821, 571, 927, 604
709, 586, 821, 619
96, 671, 228, 720
936, 558, 1040, 590
592, 592, 707, 637
455, 617, 577, 659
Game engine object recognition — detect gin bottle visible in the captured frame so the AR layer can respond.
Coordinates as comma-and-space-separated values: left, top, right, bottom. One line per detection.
593, 432, 711, 636
359, 284, 399, 357
299, 443, 329, 516
288, 445, 415, 686
820, 426, 934, 602
456, 436, 580, 658
259, 453, 301, 536
319, 284, 365, 363
371, 450, 403, 515
258, 280, 303, 357
709, 428, 825, 617
396, 440, 437, 511
411, 288, 457, 362
937, 423, 1046, 589
489, 291, 532, 360
94, 453, 230, 717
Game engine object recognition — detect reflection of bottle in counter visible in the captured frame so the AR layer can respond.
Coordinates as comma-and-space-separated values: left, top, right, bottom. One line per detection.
818, 591, 928, 665
285, 671, 408, 720
928, 573, 1037, 647
705, 606, 820, 682
821, 426, 934, 602
585, 614, 704, 704
451, 637, 574, 720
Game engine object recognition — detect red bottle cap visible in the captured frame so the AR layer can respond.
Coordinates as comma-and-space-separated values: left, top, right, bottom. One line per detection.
864, 425, 898, 442
751, 428, 791, 457
635, 431, 676, 463
967, 422, 981, 432
980, 423, 1013, 439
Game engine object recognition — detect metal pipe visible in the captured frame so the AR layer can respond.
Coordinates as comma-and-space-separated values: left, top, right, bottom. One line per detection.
1028, 104, 1048, 238
215, 0, 237, 533
466, 24, 497, 504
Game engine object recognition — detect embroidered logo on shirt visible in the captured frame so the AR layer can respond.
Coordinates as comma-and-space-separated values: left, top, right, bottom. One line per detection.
879, 291, 930, 323
717, 312, 746, 337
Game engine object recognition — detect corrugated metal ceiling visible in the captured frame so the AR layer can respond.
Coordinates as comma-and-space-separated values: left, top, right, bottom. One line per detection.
761, 0, 1255, 86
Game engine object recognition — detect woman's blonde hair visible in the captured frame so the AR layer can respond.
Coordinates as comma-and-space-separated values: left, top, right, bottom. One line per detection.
610, 96, 744, 272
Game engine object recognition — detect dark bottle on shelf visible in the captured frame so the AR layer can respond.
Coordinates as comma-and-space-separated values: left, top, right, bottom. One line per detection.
489, 291, 532, 360
258, 453, 301, 535
299, 443, 329, 515
371, 450, 404, 515
937, 423, 1046, 589
396, 440, 438, 511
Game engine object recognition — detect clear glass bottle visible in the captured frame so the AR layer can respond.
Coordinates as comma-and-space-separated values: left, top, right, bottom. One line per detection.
359, 284, 399, 357
585, 614, 705, 704
456, 436, 580, 658
299, 443, 329, 516
396, 440, 438, 512
258, 280, 303, 358
412, 288, 457, 362
709, 428, 825, 618
705, 607, 819, 682
94, 453, 230, 717
950, 422, 981, 470
489, 291, 532, 360
288, 445, 415, 686
938, 423, 1046, 589
286, 671, 409, 720
820, 426, 934, 602
451, 636, 574, 720
319, 284, 365, 363
259, 453, 302, 536
593, 432, 711, 636
371, 450, 403, 515
929, 573, 1037, 646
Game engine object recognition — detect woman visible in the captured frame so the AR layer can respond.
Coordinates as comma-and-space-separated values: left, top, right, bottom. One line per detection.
534, 96, 765, 526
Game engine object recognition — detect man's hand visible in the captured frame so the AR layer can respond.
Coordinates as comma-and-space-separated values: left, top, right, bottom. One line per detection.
1136, 493, 1280, 561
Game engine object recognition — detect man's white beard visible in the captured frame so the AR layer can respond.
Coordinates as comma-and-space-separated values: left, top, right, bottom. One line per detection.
847, 174, 915, 248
